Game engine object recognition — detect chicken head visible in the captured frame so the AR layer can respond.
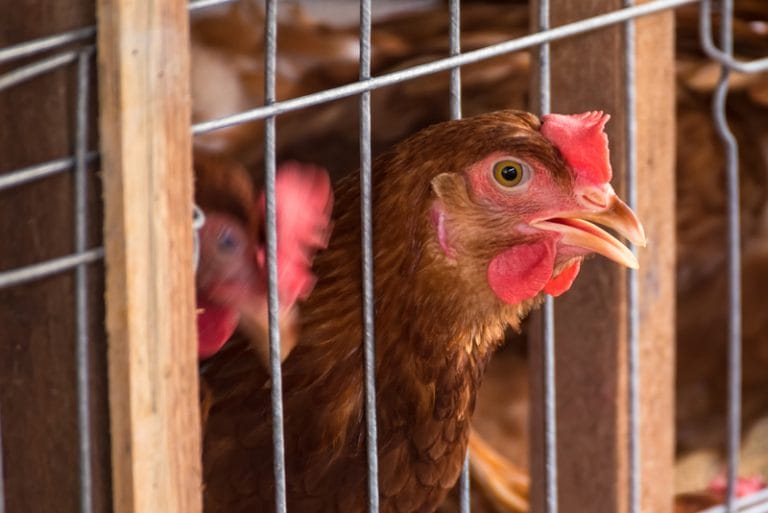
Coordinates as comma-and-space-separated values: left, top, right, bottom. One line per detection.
426, 110, 646, 306
193, 151, 333, 362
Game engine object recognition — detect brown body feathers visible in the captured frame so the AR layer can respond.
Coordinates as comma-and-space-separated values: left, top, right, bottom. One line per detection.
201, 112, 553, 513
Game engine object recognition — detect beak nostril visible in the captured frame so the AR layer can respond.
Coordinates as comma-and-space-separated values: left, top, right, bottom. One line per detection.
580, 190, 609, 209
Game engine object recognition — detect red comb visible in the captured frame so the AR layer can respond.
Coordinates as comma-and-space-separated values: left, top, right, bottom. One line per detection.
540, 111, 612, 186
258, 161, 334, 308
708, 474, 766, 498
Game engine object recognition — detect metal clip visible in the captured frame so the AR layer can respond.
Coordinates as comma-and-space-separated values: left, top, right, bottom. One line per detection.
193, 205, 206, 272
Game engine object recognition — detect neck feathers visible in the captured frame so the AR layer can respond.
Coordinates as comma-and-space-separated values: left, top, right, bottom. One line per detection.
298, 153, 526, 380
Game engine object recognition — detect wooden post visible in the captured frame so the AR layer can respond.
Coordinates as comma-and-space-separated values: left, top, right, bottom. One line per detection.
634, 7, 676, 511
97, 1, 202, 512
528, 2, 675, 513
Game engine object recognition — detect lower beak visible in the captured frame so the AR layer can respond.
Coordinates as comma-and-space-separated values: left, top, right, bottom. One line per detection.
531, 194, 646, 269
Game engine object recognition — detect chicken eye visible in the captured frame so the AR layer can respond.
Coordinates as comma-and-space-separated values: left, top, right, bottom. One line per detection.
492, 160, 526, 188
217, 228, 242, 254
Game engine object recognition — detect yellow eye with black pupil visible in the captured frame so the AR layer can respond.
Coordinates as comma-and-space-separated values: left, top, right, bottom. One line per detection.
493, 160, 525, 187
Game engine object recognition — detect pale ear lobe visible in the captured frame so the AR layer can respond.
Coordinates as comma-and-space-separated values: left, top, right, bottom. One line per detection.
430, 172, 465, 199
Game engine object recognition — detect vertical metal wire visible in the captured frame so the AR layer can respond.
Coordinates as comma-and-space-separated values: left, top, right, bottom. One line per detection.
623, 3, 641, 513
537, 1, 558, 512
74, 50, 93, 513
0, 407, 5, 513
708, 0, 742, 510
359, 1, 380, 512
448, 2, 470, 511
537, 4, 551, 117
263, 1, 288, 512
192, 205, 206, 272
459, 447, 470, 513
449, 0, 461, 121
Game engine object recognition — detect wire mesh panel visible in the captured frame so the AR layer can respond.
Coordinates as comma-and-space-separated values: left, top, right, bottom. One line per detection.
197, 2, 664, 513
0, 3, 110, 511
2, 0, 768, 512
189, 1, 767, 511
698, 0, 768, 511
0, 0, 201, 512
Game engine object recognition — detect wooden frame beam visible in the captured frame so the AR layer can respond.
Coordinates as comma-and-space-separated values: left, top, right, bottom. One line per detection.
97, 1, 202, 512
529, 2, 676, 512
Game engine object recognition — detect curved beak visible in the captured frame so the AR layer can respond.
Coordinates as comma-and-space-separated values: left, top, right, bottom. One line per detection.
531, 192, 646, 269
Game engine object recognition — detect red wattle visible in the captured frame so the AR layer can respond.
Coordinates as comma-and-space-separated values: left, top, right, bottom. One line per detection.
487, 240, 555, 305
543, 260, 582, 296
197, 299, 239, 359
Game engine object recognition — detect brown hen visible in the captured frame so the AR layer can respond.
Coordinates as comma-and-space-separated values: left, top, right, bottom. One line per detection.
200, 110, 643, 513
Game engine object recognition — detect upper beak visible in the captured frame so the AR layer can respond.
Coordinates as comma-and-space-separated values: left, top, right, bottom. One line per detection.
531, 191, 646, 269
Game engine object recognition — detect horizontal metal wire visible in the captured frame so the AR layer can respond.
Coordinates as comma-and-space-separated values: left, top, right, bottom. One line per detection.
0, 0, 236, 66
192, 0, 699, 135
0, 50, 81, 92
0, 248, 104, 290
0, 26, 94, 66
738, 504, 768, 513
188, 0, 238, 12
699, 489, 768, 513
0, 152, 99, 192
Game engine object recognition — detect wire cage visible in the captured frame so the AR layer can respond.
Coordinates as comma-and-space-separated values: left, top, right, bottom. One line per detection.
1, 1, 768, 513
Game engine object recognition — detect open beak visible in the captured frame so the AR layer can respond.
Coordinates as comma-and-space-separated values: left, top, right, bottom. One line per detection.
531, 193, 646, 269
